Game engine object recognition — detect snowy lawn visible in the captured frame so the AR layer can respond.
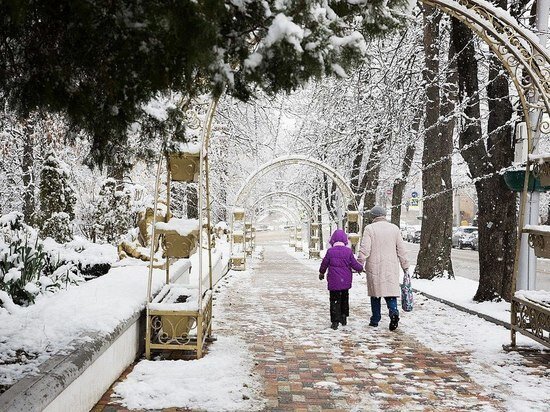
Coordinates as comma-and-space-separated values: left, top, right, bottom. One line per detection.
0, 259, 191, 389
411, 274, 513, 323
0, 239, 230, 390
112, 336, 262, 411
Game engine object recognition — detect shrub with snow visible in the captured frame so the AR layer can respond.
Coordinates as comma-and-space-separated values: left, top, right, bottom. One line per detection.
0, 213, 96, 309
41, 212, 73, 243
93, 179, 134, 244
38, 151, 76, 242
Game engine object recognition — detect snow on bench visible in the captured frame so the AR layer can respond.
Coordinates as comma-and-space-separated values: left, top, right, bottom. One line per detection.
515, 290, 550, 309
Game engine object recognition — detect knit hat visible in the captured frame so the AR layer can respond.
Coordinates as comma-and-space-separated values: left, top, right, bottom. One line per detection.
369, 206, 387, 218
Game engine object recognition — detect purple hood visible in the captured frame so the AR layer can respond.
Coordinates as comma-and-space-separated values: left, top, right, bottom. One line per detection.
329, 229, 348, 246
319, 230, 363, 291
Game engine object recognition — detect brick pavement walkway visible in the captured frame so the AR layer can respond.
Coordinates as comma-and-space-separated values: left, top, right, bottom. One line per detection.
95, 238, 550, 411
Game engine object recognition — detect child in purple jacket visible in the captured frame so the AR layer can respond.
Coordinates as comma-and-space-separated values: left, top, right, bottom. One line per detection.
319, 229, 364, 330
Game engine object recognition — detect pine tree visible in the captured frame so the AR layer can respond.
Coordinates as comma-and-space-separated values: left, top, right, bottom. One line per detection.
93, 179, 133, 244
38, 151, 76, 242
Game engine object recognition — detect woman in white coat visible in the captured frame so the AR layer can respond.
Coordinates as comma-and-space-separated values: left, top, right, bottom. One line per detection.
357, 206, 409, 330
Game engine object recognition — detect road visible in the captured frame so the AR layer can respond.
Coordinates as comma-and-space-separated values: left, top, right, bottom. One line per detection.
403, 241, 550, 291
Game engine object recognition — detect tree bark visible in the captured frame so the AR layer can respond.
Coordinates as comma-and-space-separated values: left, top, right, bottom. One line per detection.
350, 135, 366, 208
323, 174, 338, 223
21, 119, 36, 226
391, 112, 420, 226
452, 13, 516, 301
186, 183, 199, 219
360, 129, 389, 215
415, 6, 454, 279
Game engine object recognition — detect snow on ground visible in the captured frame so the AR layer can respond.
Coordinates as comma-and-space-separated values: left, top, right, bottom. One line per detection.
0, 238, 231, 389
112, 336, 262, 411
403, 294, 549, 412
285, 245, 549, 411
412, 275, 512, 323
0, 259, 191, 388
111, 248, 263, 411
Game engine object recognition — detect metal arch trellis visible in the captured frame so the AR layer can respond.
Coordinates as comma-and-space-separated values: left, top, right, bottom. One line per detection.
256, 204, 302, 224
417, 0, 550, 349
251, 191, 315, 222
233, 155, 358, 211
420, 0, 550, 142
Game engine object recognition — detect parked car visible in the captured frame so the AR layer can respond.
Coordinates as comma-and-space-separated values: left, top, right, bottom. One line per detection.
406, 225, 421, 243
400, 225, 409, 240
452, 226, 478, 249
470, 231, 478, 250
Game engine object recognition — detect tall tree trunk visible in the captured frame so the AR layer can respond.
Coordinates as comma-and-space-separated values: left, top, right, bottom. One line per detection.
360, 129, 388, 214
391, 112, 420, 226
452, 11, 516, 301
350, 135, 366, 208
21, 119, 36, 226
323, 174, 338, 223
316, 191, 324, 250
415, 7, 454, 279
186, 183, 198, 219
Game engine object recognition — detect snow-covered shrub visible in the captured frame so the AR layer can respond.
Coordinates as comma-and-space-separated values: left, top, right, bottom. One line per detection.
93, 179, 133, 244
0, 235, 47, 305
38, 151, 76, 240
0, 212, 85, 308
41, 212, 72, 243
43, 236, 117, 281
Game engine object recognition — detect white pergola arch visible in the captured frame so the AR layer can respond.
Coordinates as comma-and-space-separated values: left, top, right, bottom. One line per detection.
251, 191, 315, 222
256, 204, 302, 223
422, 0, 549, 145
234, 155, 357, 210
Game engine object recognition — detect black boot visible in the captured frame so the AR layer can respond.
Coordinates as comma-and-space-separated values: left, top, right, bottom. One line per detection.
331, 322, 339, 330
389, 314, 399, 331
341, 316, 347, 326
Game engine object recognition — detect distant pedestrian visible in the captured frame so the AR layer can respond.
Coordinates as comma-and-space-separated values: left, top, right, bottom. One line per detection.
319, 229, 364, 330
358, 206, 409, 331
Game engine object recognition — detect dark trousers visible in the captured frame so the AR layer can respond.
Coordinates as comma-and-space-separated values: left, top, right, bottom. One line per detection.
329, 289, 349, 323
370, 296, 399, 325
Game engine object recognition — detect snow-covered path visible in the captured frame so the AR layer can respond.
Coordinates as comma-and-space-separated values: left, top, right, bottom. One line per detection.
100, 235, 550, 411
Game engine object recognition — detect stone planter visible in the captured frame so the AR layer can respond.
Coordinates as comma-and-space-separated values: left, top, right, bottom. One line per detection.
168, 152, 200, 182
525, 228, 550, 259
348, 233, 361, 246
231, 255, 246, 270
347, 211, 360, 222
232, 231, 244, 244
233, 209, 245, 221
164, 232, 198, 258
534, 161, 550, 186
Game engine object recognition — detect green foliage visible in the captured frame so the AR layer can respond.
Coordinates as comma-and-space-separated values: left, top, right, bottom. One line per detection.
0, 235, 47, 305
41, 212, 72, 243
38, 151, 76, 237
0, 212, 85, 307
0, 0, 409, 167
93, 179, 133, 244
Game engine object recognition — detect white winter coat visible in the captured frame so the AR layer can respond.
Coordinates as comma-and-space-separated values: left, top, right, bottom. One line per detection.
357, 217, 409, 297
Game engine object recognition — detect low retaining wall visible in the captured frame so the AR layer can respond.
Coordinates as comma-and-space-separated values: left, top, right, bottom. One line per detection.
0, 310, 144, 412
0, 259, 235, 412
